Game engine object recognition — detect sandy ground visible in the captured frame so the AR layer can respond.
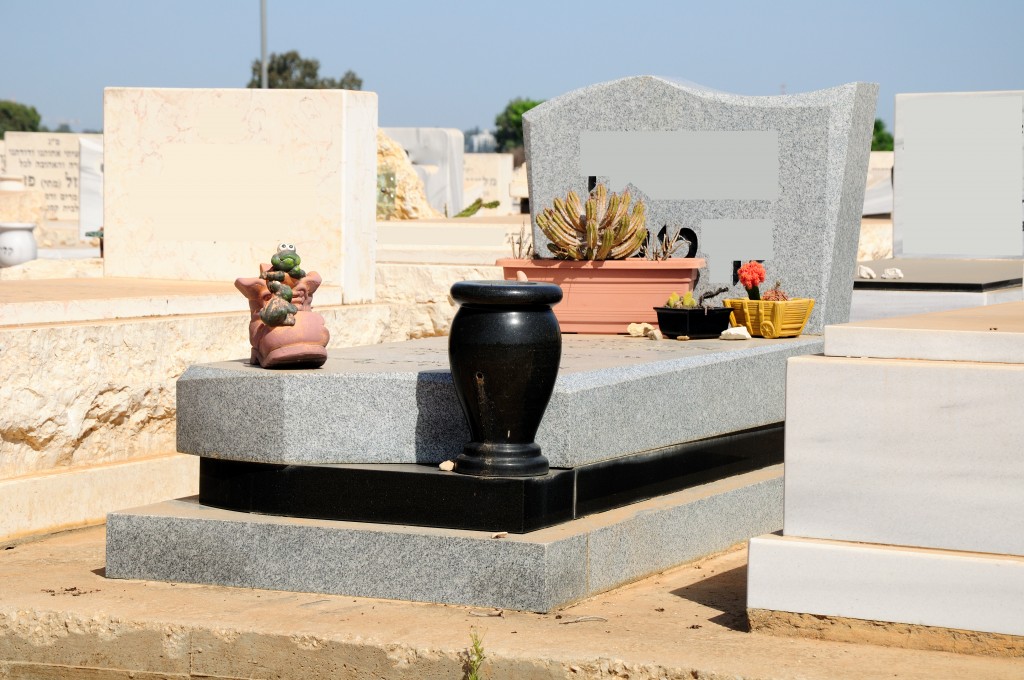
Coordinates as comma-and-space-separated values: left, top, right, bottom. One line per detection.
1, 526, 1021, 679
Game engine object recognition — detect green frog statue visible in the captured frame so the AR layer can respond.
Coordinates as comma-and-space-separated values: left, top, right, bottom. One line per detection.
235, 242, 330, 368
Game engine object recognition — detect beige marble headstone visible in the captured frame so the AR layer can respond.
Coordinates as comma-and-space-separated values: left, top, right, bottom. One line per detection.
103, 88, 378, 302
3, 132, 101, 221
463, 153, 514, 215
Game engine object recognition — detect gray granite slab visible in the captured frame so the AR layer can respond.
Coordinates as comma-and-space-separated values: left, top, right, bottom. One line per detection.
105, 466, 782, 612
177, 335, 823, 466
523, 76, 878, 334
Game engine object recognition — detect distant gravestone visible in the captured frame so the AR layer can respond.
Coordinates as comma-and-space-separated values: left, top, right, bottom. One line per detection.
78, 137, 103, 238
524, 76, 878, 334
0, 141, 6, 175
3, 132, 101, 221
463, 153, 514, 215
893, 91, 1024, 258
103, 88, 378, 302
383, 128, 464, 216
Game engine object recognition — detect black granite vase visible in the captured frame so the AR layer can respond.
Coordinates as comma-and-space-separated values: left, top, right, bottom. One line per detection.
448, 281, 563, 477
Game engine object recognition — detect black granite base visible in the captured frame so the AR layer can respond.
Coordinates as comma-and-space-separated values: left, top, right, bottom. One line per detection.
199, 424, 784, 533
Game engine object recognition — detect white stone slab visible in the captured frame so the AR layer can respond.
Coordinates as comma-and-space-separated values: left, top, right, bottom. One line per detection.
826, 300, 1024, 363
0, 453, 197, 542
0, 278, 341, 326
103, 88, 378, 302
376, 216, 526, 264
849, 286, 1022, 323
785, 354, 1024, 555
747, 534, 1024, 636
78, 137, 103, 239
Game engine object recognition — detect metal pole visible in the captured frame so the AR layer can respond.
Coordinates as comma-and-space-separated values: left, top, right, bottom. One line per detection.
260, 0, 268, 88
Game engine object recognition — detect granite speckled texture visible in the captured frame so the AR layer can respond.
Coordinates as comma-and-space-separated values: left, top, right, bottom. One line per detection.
177, 335, 822, 466
105, 466, 782, 612
523, 76, 878, 334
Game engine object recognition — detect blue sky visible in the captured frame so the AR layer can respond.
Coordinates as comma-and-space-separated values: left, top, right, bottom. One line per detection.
3, 0, 1022, 134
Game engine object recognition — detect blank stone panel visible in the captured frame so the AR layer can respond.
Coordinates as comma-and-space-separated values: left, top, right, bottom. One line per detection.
894, 91, 1024, 258
784, 354, 1024, 556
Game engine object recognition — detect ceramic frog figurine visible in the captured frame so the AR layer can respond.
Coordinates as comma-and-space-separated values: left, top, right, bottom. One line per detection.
235, 242, 329, 368
260, 280, 298, 327
266, 242, 306, 280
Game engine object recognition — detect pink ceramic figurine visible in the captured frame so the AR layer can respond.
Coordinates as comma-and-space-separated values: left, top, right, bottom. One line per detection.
234, 243, 330, 368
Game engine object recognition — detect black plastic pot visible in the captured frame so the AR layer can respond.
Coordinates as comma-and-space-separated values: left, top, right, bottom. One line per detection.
654, 306, 734, 339
449, 281, 563, 477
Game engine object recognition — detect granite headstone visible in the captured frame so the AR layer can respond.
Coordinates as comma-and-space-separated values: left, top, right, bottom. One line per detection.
523, 76, 878, 334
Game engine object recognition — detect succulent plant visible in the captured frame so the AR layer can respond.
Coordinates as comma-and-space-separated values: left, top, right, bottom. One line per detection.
665, 292, 697, 309
665, 287, 729, 310
762, 280, 790, 302
536, 183, 647, 260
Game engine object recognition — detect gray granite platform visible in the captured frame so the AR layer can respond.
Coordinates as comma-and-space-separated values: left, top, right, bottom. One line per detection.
106, 466, 782, 612
177, 335, 823, 467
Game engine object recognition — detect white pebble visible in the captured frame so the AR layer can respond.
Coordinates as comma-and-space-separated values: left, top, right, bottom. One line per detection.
720, 326, 752, 340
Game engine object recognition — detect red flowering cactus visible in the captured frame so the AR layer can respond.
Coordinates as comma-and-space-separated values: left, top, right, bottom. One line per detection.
737, 260, 767, 300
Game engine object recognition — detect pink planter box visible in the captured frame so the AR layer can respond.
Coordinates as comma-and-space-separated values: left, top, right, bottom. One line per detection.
497, 258, 705, 334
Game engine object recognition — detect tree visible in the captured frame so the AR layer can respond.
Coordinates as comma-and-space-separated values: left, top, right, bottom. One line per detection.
872, 118, 893, 151
494, 98, 543, 151
247, 50, 362, 90
0, 100, 42, 138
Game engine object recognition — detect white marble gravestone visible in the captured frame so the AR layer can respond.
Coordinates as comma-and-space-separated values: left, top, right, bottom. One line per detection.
893, 90, 1024, 259
3, 131, 102, 222
103, 88, 378, 302
78, 137, 103, 238
524, 76, 878, 334
463, 152, 514, 215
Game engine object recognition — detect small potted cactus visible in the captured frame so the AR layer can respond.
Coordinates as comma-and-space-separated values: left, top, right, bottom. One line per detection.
724, 262, 815, 338
654, 286, 732, 339
496, 183, 705, 333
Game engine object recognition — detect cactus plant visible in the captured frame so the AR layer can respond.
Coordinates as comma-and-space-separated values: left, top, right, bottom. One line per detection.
535, 183, 647, 260
737, 260, 767, 300
665, 286, 729, 310
762, 280, 790, 302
